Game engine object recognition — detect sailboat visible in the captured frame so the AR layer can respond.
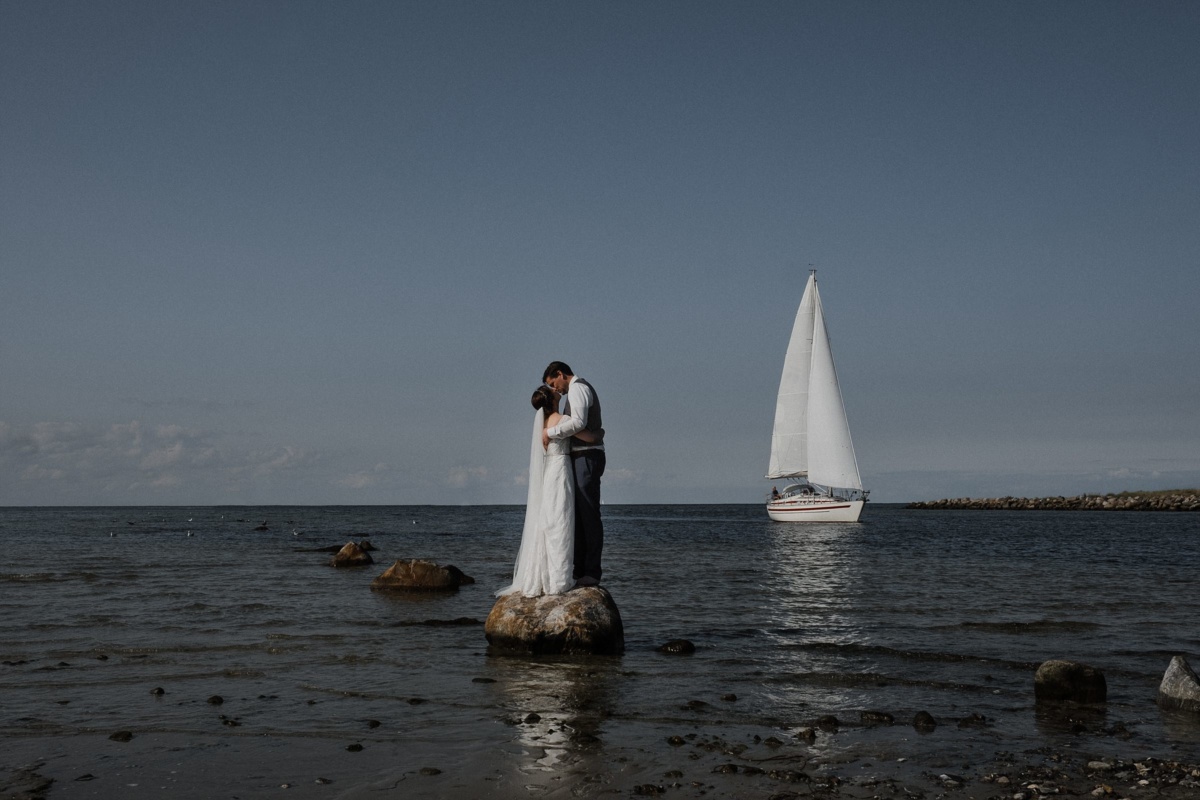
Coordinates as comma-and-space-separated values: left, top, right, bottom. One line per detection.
766, 270, 868, 522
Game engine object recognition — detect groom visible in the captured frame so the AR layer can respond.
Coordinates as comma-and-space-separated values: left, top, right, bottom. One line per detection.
542, 361, 606, 588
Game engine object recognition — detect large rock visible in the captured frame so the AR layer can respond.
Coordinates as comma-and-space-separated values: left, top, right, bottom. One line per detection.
1157, 655, 1200, 713
330, 541, 374, 567
370, 559, 474, 592
1034, 659, 1107, 704
485, 587, 624, 655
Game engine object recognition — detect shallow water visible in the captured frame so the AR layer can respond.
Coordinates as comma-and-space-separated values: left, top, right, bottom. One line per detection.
2, 504, 1199, 797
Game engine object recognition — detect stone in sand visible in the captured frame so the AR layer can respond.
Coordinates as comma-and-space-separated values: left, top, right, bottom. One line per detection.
1157, 655, 1200, 714
5, 765, 54, 798
485, 587, 624, 655
1034, 659, 1107, 704
330, 541, 374, 568
370, 559, 474, 592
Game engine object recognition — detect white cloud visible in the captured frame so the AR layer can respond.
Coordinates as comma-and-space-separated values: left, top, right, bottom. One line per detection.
336, 472, 377, 489
0, 419, 320, 504
140, 441, 184, 469
121, 397, 260, 413
252, 446, 311, 475
335, 463, 391, 489
447, 465, 489, 489
603, 467, 640, 484
21, 464, 65, 481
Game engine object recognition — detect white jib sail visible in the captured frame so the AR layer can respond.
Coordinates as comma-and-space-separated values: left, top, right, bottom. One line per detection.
806, 286, 863, 491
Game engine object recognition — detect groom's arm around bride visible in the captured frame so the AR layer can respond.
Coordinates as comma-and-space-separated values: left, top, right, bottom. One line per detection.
542, 361, 606, 586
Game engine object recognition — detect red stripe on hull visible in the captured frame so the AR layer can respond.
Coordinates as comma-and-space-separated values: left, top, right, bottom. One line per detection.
768, 504, 852, 513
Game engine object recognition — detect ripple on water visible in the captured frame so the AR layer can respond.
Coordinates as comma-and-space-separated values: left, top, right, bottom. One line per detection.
949, 619, 1104, 634
3, 504, 1199, 781
1, 572, 69, 583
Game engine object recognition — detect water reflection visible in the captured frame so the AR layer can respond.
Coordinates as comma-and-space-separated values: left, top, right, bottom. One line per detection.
766, 522, 864, 634
487, 657, 622, 781
764, 522, 869, 714
1157, 706, 1200, 748
1033, 701, 1109, 738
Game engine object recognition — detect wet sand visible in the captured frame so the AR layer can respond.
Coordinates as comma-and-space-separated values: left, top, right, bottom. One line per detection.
5, 702, 1200, 799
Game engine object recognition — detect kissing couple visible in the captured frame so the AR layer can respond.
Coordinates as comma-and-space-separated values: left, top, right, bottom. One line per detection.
497, 361, 606, 598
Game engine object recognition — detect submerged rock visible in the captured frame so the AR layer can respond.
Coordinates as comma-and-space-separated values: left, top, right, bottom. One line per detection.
306, 540, 377, 556
657, 639, 695, 655
1158, 655, 1200, 713
913, 710, 938, 731
1034, 659, 1107, 704
370, 559, 474, 592
485, 587, 624, 655
330, 541, 374, 568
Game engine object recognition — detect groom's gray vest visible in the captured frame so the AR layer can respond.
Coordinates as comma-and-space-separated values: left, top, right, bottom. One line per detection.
567, 377, 604, 449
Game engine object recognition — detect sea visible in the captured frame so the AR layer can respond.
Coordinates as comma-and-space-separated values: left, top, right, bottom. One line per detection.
2, 504, 1199, 798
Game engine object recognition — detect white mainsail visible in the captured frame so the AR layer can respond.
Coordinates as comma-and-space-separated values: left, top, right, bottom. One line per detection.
767, 272, 863, 491
766, 278, 816, 479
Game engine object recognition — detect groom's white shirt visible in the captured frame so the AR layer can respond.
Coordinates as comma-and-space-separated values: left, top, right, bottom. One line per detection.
546, 376, 604, 452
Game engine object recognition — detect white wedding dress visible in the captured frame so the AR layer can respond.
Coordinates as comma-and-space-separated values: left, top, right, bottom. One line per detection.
497, 410, 575, 597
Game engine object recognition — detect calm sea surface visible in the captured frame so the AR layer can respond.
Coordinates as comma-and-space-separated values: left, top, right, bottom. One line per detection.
2, 504, 1199, 797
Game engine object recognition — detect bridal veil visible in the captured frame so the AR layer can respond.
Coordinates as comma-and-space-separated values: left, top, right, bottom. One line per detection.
496, 408, 574, 597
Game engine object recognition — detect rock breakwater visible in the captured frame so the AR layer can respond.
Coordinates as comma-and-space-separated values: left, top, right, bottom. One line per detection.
907, 490, 1200, 511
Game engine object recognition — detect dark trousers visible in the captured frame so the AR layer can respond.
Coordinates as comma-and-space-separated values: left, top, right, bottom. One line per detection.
572, 450, 605, 581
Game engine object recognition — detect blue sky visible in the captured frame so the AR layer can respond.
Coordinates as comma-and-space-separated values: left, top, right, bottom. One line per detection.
3, 1, 1198, 505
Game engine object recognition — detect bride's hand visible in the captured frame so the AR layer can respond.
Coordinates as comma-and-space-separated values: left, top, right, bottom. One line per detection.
573, 428, 601, 444
541, 429, 551, 450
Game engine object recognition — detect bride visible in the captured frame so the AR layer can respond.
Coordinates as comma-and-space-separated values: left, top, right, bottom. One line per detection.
497, 385, 599, 597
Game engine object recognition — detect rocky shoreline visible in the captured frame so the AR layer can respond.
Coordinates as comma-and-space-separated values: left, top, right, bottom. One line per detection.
7, 701, 1197, 800
907, 490, 1200, 511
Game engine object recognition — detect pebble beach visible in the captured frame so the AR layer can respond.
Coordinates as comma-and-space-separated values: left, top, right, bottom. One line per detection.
3, 504, 1199, 799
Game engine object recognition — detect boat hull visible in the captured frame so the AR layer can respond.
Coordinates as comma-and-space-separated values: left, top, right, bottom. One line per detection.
766, 498, 864, 522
